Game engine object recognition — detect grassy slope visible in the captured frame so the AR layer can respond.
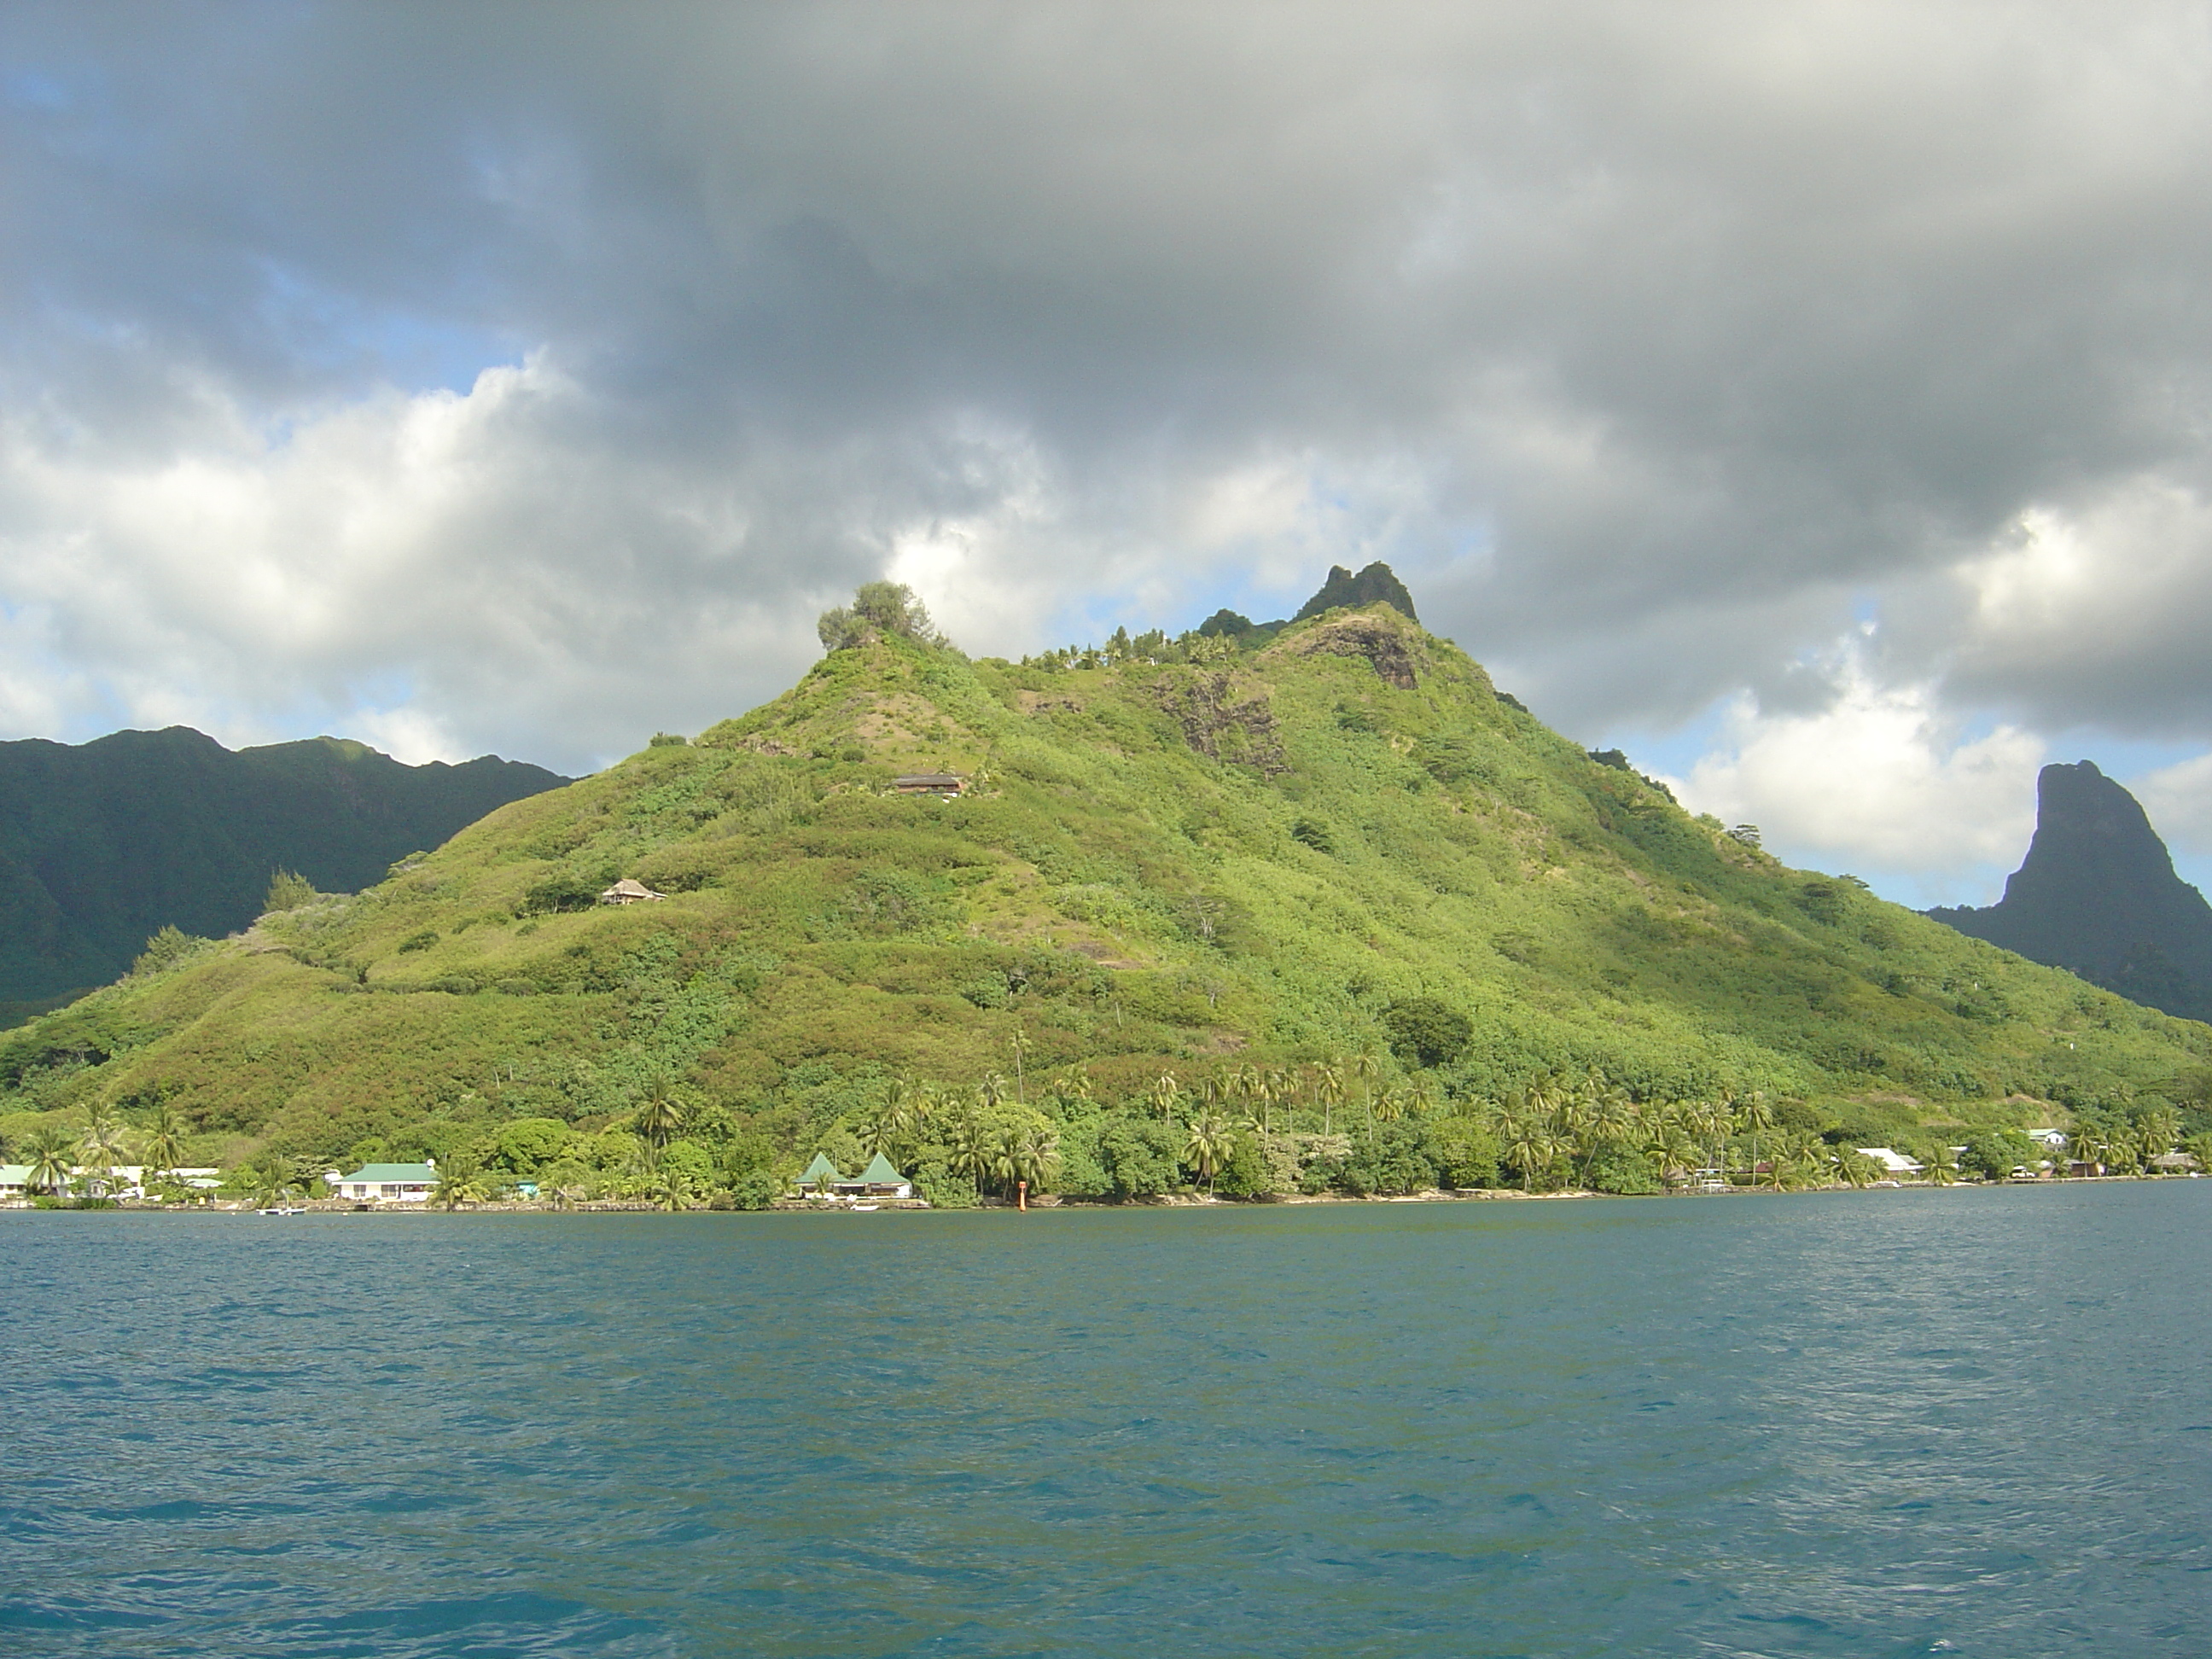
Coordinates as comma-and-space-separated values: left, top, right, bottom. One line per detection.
3, 607, 2205, 1168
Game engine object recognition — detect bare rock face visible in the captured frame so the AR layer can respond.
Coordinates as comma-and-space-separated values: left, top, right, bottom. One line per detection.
1927, 760, 2212, 1021
1278, 610, 1421, 690
1294, 561, 1420, 625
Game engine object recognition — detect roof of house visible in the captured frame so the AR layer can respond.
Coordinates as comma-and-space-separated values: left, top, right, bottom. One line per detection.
336, 1162, 438, 1183
857, 1152, 907, 1185
798, 1152, 844, 1184
0, 1164, 31, 1184
1856, 1147, 1923, 1173
602, 877, 665, 899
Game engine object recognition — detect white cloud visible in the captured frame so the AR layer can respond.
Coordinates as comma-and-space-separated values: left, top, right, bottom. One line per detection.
1675, 643, 2043, 900
2131, 753, 2212, 859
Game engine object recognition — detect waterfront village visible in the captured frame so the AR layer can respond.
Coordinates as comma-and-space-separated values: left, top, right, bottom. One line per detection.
0, 1123, 2200, 1213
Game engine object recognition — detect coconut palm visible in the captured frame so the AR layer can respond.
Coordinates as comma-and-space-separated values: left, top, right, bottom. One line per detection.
979, 1071, 1011, 1111
1835, 1147, 1880, 1190
1352, 1046, 1384, 1142
140, 1103, 188, 1183
950, 1113, 996, 1197
76, 1108, 131, 1198
1013, 1126, 1061, 1195
1374, 1086, 1406, 1129
1183, 1113, 1235, 1193
643, 1165, 695, 1212
23, 1124, 76, 1196
1736, 1091, 1777, 1188
2138, 1105, 2181, 1163
1499, 1109, 1561, 1193
247, 1154, 302, 1208
1061, 1064, 1095, 1110
434, 1163, 489, 1210
632, 1075, 688, 1149
1150, 1071, 1184, 1122
864, 1078, 917, 1159
1314, 1062, 1346, 1136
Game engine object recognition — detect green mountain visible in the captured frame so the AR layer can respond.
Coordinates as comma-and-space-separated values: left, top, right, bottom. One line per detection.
3, 598, 2205, 1196
1930, 760, 2212, 1022
0, 728, 568, 1012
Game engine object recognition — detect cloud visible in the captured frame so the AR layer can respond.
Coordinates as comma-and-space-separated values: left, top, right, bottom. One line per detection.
1674, 641, 2044, 902
3, 3, 2212, 810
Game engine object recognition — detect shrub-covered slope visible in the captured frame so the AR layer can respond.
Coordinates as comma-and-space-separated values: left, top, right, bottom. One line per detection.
3, 606, 2205, 1177
0, 727, 568, 1009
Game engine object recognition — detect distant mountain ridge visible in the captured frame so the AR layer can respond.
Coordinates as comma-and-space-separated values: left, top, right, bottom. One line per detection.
0, 727, 568, 1010
1928, 760, 2212, 1022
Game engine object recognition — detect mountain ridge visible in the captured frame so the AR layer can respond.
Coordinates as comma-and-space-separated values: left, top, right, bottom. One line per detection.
3, 597, 2203, 1191
0, 726, 569, 1009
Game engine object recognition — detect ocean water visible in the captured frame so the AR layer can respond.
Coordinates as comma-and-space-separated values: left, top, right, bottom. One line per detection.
2, 1184, 2207, 1657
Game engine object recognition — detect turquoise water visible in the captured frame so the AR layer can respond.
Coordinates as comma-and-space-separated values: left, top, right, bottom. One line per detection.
3, 1184, 2208, 1657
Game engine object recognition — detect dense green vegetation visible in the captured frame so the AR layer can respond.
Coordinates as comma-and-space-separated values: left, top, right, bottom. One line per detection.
0, 726, 567, 1006
3, 591, 2209, 1208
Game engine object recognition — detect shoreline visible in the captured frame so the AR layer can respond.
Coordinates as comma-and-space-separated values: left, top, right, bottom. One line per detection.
4, 1172, 2196, 1216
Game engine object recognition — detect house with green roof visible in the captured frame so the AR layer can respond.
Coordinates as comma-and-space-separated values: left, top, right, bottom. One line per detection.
792, 1150, 915, 1202
326, 1161, 439, 1204
836, 1152, 913, 1201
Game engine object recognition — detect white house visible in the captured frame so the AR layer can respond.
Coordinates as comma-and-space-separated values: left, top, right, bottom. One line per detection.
0, 1164, 32, 1199
2026, 1128, 2067, 1148
327, 1161, 439, 1203
1857, 1147, 1924, 1176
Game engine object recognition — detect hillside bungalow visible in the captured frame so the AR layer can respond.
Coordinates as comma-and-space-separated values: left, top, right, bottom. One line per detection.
835, 1153, 914, 1200
891, 772, 963, 796
796, 1152, 844, 1195
600, 877, 666, 905
328, 1161, 439, 1204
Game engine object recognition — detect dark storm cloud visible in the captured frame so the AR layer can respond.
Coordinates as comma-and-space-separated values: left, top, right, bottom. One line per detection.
4, 2, 2212, 779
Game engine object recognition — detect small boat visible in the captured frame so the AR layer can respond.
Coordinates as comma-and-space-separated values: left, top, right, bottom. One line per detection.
851, 1203, 880, 1213
257, 1206, 306, 1216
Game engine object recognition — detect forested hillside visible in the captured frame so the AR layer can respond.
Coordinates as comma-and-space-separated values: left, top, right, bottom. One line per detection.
2, 597, 2204, 1202
0, 728, 568, 1012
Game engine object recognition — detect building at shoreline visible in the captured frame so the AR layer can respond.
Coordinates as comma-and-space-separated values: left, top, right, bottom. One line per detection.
328, 1161, 438, 1203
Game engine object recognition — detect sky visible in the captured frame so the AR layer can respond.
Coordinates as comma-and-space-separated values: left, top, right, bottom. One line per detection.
7, 3, 2212, 906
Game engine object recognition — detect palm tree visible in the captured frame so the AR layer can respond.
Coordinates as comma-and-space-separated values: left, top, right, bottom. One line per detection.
141, 1103, 188, 1184
1499, 1109, 1560, 1192
24, 1124, 75, 1196
1184, 1113, 1235, 1193
632, 1075, 687, 1149
1150, 1071, 1184, 1122
247, 1154, 301, 1209
643, 1165, 695, 1211
864, 1078, 917, 1159
2139, 1105, 2181, 1164
434, 1163, 488, 1210
1352, 1046, 1383, 1138
1835, 1147, 1879, 1190
950, 1113, 995, 1198
979, 1071, 1011, 1111
78, 1108, 131, 1198
1014, 1126, 1061, 1196
1736, 1091, 1777, 1189
1060, 1064, 1096, 1112
1314, 1062, 1345, 1137
1921, 1144, 1960, 1185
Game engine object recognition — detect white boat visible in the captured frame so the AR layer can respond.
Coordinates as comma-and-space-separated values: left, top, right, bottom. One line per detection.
851, 1202, 880, 1213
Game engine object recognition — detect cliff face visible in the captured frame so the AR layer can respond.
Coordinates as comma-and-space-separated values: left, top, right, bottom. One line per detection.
1928, 761, 2212, 1021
